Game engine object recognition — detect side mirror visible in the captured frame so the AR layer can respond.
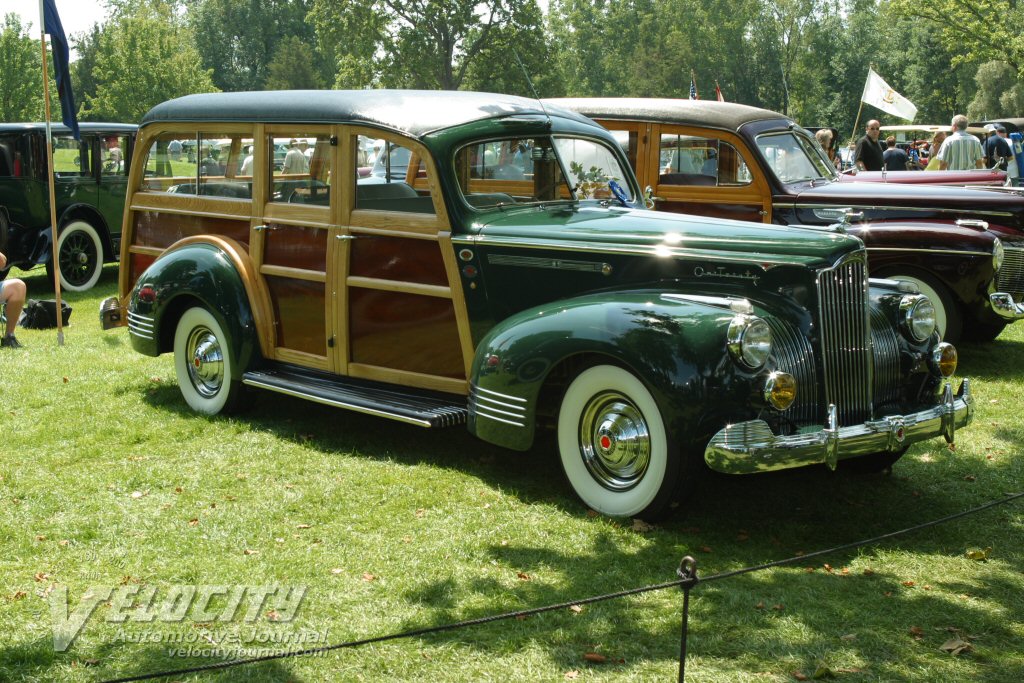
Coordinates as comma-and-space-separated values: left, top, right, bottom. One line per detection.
643, 185, 657, 209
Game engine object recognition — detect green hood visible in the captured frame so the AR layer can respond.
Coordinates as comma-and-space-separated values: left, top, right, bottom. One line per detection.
474, 205, 861, 269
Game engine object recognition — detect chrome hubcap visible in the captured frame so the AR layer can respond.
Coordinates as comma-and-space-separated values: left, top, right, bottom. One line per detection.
185, 326, 224, 398
579, 391, 651, 491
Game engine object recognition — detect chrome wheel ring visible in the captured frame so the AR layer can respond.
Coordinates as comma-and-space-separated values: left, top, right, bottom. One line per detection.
185, 326, 224, 398
578, 391, 651, 491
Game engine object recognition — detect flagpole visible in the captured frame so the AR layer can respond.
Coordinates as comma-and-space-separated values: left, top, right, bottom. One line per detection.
39, 0, 65, 346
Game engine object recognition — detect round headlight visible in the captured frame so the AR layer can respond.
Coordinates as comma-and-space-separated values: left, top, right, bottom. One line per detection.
993, 237, 1005, 272
764, 371, 797, 410
900, 294, 936, 342
931, 342, 958, 377
727, 315, 772, 369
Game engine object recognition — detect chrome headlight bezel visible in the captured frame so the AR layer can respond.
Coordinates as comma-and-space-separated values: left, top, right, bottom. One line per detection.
899, 294, 936, 342
727, 315, 772, 370
993, 236, 1005, 272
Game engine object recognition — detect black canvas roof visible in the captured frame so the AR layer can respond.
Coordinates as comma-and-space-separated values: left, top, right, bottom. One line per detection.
544, 97, 786, 133
142, 90, 594, 138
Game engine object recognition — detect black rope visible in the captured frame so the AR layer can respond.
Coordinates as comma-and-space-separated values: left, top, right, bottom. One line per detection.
102, 491, 1023, 683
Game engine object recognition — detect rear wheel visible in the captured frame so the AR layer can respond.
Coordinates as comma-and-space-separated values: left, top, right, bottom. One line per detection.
173, 307, 247, 415
882, 272, 961, 343
46, 219, 105, 291
557, 365, 683, 519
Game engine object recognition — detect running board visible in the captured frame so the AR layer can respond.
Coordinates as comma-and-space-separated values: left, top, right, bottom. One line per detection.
242, 366, 468, 428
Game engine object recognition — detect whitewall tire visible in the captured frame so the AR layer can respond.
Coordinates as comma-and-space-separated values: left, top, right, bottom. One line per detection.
557, 365, 676, 518
54, 220, 104, 291
174, 307, 242, 415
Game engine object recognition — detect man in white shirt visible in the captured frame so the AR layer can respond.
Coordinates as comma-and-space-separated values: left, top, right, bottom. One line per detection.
936, 115, 983, 171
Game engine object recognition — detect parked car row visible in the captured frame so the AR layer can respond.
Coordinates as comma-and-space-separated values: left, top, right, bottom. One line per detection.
10, 92, 1024, 516
83, 90, 978, 519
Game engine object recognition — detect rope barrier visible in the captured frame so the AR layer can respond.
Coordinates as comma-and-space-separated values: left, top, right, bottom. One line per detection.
102, 491, 1023, 683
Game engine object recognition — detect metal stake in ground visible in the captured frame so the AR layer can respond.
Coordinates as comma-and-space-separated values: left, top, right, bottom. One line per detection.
677, 556, 698, 682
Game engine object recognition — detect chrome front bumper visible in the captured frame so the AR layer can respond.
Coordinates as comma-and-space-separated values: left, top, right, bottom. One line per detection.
704, 379, 973, 474
989, 292, 1024, 320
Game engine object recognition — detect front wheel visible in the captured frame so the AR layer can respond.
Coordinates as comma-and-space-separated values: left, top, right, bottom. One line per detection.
173, 307, 247, 415
47, 219, 105, 291
557, 365, 681, 519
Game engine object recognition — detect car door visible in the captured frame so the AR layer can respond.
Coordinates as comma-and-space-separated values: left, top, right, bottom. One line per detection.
333, 128, 474, 396
596, 119, 772, 224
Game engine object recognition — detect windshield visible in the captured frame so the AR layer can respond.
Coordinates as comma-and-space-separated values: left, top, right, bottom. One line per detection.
454, 135, 633, 210
756, 131, 838, 184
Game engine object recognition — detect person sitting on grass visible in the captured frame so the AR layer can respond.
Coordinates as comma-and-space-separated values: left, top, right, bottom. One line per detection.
0, 251, 26, 348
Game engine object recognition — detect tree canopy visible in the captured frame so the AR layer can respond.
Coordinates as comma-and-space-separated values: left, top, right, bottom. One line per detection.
0, 0, 1015, 140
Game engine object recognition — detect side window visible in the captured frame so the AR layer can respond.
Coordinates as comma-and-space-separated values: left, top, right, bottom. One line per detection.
101, 134, 129, 176
270, 134, 332, 205
198, 134, 252, 199
141, 134, 198, 193
53, 135, 91, 178
354, 135, 435, 214
0, 136, 24, 177
658, 134, 751, 187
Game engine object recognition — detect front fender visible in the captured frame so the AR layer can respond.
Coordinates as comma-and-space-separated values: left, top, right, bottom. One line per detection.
468, 290, 765, 451
127, 243, 259, 380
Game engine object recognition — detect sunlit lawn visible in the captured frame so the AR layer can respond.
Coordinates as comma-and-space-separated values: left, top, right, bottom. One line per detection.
1, 265, 1022, 682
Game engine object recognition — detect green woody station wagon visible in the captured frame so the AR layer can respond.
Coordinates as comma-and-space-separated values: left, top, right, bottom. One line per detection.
101, 91, 972, 518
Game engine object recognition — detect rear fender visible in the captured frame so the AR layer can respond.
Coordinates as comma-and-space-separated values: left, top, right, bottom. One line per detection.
127, 239, 270, 379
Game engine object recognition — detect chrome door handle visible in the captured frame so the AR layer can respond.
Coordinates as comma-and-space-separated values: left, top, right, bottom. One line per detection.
253, 225, 277, 232
335, 234, 355, 240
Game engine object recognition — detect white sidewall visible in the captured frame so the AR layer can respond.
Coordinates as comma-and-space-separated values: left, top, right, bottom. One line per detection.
174, 307, 232, 415
557, 365, 668, 517
56, 220, 104, 292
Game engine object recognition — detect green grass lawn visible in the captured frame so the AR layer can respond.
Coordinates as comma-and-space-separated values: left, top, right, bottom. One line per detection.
1, 265, 1022, 682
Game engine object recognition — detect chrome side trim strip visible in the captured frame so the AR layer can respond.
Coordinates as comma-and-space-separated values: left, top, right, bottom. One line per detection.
774, 202, 1015, 218
486, 253, 612, 274
452, 235, 806, 268
865, 247, 991, 257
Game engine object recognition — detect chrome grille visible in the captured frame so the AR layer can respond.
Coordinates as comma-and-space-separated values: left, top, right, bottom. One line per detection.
817, 253, 873, 424
869, 307, 901, 409
765, 317, 817, 426
996, 246, 1024, 301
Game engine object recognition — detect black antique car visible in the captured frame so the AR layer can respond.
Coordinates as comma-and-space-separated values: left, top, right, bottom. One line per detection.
101, 90, 971, 519
548, 98, 1024, 343
0, 122, 137, 291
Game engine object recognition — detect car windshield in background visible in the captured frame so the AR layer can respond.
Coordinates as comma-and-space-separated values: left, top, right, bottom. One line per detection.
756, 131, 837, 184
454, 136, 632, 209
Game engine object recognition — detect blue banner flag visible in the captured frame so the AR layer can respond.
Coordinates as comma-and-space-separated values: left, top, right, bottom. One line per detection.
42, 0, 79, 140
689, 75, 699, 101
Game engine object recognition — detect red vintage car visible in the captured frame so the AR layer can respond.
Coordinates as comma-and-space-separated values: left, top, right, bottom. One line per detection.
547, 98, 1024, 342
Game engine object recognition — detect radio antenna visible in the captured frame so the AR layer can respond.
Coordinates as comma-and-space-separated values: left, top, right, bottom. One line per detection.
513, 49, 551, 127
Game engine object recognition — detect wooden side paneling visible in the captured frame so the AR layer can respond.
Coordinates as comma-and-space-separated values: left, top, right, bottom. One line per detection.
264, 275, 327, 357
133, 211, 250, 250
348, 288, 463, 378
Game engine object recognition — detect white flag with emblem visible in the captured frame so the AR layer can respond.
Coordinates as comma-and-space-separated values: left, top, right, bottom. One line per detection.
861, 68, 917, 121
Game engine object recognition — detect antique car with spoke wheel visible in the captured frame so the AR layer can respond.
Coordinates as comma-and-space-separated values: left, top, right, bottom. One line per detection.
0, 123, 136, 291
548, 98, 1024, 343
101, 91, 972, 519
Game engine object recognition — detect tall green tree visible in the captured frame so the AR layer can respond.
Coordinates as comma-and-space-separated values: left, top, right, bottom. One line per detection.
188, 0, 324, 92
0, 13, 43, 121
888, 0, 1024, 76
71, 23, 104, 121
81, 4, 218, 122
264, 35, 322, 90
311, 0, 539, 90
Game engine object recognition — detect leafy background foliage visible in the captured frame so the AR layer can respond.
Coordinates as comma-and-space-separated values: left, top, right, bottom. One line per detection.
2, 0, 1023, 141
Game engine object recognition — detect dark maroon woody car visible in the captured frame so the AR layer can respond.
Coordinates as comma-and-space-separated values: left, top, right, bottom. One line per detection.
548, 98, 1024, 342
